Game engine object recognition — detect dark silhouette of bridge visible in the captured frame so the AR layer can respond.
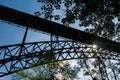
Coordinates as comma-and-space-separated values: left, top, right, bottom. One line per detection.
0, 5, 120, 77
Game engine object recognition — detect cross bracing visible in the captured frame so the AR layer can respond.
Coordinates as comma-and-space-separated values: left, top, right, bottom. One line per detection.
0, 5, 120, 78
0, 41, 119, 77
0, 5, 120, 53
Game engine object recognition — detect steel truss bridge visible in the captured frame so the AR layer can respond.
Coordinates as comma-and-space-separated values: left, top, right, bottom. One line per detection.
0, 5, 120, 77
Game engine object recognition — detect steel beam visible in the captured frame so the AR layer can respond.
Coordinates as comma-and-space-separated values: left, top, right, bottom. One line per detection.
0, 41, 119, 77
0, 5, 120, 53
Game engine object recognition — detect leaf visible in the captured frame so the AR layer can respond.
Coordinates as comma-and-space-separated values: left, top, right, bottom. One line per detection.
91, 69, 97, 74
54, 15, 60, 20
84, 71, 89, 76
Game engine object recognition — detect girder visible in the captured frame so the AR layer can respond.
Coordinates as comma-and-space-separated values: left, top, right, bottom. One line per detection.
0, 41, 119, 77
0, 5, 120, 78
0, 5, 120, 53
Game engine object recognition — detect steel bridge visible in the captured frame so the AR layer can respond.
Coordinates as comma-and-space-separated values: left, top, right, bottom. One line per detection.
0, 5, 120, 77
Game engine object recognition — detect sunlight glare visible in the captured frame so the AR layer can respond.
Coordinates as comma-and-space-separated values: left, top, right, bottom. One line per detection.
92, 44, 97, 49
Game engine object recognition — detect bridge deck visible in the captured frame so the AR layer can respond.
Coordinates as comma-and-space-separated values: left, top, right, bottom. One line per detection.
0, 5, 120, 53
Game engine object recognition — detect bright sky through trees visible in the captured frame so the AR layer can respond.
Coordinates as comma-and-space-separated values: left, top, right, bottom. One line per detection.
0, 1, 84, 79
0, 0, 81, 79
0, 0, 120, 80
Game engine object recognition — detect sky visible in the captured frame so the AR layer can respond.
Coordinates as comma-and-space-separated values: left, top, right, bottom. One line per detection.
0, 0, 50, 79
0, 0, 51, 46
1, 0, 119, 80
0, 1, 88, 80
0, 0, 82, 80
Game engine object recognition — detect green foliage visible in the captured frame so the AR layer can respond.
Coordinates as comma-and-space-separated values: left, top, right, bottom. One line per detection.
12, 61, 79, 80
13, 0, 120, 80
36, 0, 120, 79
37, 0, 120, 41
84, 71, 89, 76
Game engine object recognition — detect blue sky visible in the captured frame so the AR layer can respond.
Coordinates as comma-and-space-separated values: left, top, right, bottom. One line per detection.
0, 0, 83, 46
0, 0, 50, 46
1, 1, 119, 80
0, 1, 85, 79
0, 0, 50, 79
0, 0, 91, 79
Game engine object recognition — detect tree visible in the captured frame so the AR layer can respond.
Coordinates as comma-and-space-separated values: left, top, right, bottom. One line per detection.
37, 0, 120, 41
12, 61, 79, 80
13, 0, 120, 80
12, 49, 79, 80
35, 0, 120, 80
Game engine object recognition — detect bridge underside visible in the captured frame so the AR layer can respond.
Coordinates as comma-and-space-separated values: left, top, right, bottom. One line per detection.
0, 5, 120, 53
0, 40, 119, 77
0, 5, 120, 77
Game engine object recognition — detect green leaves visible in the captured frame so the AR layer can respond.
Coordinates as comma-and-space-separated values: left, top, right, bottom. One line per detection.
37, 0, 120, 41
12, 0, 120, 79
13, 60, 79, 80
84, 71, 89, 76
